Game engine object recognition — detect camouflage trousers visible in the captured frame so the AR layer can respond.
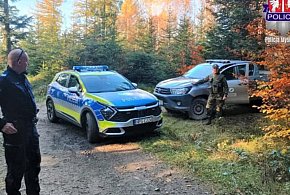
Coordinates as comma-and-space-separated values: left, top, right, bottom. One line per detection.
206, 93, 225, 113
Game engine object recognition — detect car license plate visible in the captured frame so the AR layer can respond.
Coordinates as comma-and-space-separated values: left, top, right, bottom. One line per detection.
134, 117, 153, 125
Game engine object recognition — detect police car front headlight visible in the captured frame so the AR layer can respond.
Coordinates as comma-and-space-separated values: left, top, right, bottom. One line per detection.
170, 87, 192, 95
101, 107, 116, 120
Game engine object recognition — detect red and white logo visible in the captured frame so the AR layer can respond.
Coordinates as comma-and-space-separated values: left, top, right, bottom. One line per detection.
269, 0, 282, 12
269, 0, 290, 12
285, 0, 290, 12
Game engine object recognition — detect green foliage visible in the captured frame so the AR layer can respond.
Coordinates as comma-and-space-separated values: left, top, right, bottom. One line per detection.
123, 51, 158, 84
0, 0, 32, 60
72, 0, 119, 41
121, 51, 180, 84
135, 17, 157, 53
17, 0, 66, 75
203, 0, 264, 60
28, 69, 57, 102
263, 149, 290, 183
173, 16, 195, 66
63, 0, 123, 72
137, 83, 154, 93
75, 38, 124, 69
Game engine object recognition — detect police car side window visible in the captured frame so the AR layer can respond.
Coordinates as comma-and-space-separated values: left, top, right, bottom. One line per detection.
68, 75, 80, 89
56, 73, 69, 87
222, 67, 236, 80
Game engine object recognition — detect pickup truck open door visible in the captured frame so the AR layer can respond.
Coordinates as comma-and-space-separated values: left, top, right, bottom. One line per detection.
221, 64, 250, 104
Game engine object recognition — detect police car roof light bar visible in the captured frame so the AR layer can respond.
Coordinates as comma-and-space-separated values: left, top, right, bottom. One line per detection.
73, 65, 109, 72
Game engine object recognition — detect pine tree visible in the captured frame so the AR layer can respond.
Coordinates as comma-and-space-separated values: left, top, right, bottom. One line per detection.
157, 6, 178, 77
73, 0, 120, 41
32, 0, 64, 71
2, 0, 11, 53
135, 16, 158, 53
196, 0, 215, 42
117, 0, 141, 49
160, 7, 177, 47
0, 0, 31, 61
203, 0, 264, 60
174, 16, 195, 67
71, 0, 122, 66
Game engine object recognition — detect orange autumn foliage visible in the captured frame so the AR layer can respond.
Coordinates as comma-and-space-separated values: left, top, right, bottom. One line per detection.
117, 0, 140, 46
178, 45, 204, 74
246, 15, 290, 139
254, 44, 290, 139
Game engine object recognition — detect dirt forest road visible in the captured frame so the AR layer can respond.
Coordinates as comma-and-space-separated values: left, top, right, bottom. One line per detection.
0, 104, 212, 195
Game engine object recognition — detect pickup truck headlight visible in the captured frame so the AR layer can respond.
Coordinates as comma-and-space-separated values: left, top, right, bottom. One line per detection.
100, 107, 117, 120
170, 87, 192, 95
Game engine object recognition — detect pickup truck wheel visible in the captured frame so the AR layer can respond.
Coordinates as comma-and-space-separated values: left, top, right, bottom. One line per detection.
46, 99, 59, 123
189, 97, 207, 120
85, 112, 101, 143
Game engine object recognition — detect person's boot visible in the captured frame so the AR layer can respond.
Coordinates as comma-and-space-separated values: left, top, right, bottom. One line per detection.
216, 110, 223, 119
204, 116, 212, 125
203, 108, 212, 125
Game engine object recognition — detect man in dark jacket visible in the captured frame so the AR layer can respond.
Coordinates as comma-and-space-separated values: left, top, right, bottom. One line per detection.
0, 48, 41, 195
194, 64, 228, 125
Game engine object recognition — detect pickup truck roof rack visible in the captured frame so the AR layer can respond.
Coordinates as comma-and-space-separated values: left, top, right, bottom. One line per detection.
206, 59, 231, 63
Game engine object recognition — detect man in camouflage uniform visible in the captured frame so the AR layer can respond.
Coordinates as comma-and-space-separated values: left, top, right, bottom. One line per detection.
194, 64, 228, 125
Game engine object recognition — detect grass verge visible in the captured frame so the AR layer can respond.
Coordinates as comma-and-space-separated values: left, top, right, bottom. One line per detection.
28, 71, 55, 102
139, 107, 290, 195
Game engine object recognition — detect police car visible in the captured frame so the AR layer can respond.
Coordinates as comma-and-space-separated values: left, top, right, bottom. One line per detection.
46, 66, 163, 143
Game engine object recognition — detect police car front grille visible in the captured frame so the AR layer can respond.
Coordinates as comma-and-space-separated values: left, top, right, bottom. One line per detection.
123, 122, 158, 133
110, 106, 162, 122
154, 87, 171, 95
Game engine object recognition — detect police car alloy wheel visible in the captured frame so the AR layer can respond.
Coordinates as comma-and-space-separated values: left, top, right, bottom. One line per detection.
46, 99, 59, 123
85, 112, 101, 143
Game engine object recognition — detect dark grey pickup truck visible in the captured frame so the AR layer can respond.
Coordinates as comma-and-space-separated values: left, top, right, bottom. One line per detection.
154, 60, 264, 120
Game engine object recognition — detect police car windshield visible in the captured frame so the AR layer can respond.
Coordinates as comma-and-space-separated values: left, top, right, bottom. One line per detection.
81, 74, 135, 93
183, 64, 213, 79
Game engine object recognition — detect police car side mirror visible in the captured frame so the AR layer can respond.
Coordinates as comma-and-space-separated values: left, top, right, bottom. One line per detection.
132, 83, 138, 88
68, 87, 80, 95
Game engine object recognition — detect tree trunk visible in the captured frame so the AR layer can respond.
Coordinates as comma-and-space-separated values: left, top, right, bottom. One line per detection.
3, 0, 11, 54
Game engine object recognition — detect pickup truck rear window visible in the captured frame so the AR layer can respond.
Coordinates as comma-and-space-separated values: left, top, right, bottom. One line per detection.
249, 64, 255, 76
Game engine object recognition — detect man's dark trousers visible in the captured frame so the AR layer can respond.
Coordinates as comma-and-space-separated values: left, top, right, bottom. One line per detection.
3, 120, 41, 195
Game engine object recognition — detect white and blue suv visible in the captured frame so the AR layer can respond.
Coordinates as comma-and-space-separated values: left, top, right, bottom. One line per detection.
46, 66, 163, 143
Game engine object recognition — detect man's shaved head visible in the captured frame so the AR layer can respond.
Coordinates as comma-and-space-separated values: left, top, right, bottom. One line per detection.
7, 48, 29, 74
8, 49, 24, 67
